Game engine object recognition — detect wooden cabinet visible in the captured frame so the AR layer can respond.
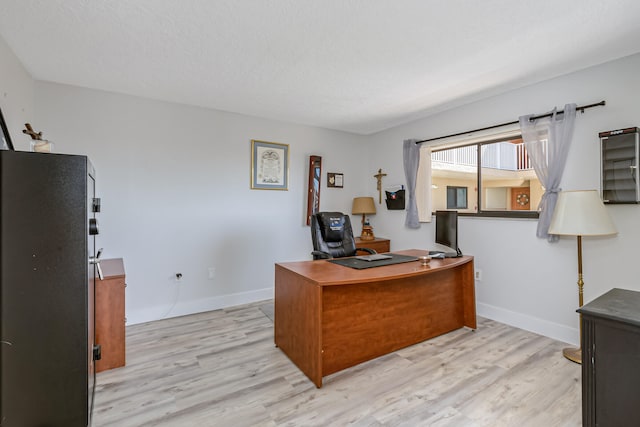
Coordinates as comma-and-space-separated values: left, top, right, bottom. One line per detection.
355, 237, 390, 254
578, 288, 640, 426
600, 127, 640, 204
96, 258, 126, 372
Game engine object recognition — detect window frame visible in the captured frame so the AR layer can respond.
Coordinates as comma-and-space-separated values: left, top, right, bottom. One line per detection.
431, 134, 540, 219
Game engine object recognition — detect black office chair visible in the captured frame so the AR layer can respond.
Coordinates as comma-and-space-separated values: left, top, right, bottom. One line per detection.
310, 212, 376, 260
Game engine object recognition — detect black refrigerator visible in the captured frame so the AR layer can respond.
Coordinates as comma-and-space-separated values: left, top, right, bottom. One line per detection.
1, 150, 99, 426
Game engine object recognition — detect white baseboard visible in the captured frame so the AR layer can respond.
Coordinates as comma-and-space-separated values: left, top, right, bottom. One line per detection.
477, 302, 579, 346
126, 287, 274, 325
126, 291, 578, 346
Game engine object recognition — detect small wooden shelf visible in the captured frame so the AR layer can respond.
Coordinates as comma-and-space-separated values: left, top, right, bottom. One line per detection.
355, 237, 390, 254
95, 258, 126, 373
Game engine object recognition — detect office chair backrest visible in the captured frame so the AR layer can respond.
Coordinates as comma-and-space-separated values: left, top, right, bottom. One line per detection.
310, 212, 357, 259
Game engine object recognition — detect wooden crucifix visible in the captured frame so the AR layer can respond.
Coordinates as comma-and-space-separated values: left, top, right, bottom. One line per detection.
373, 168, 387, 204
23, 123, 43, 140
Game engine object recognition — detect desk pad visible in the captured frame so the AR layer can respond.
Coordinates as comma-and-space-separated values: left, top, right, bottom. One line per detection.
328, 253, 418, 269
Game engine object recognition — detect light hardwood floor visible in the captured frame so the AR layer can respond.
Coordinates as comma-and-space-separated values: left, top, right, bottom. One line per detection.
93, 301, 581, 426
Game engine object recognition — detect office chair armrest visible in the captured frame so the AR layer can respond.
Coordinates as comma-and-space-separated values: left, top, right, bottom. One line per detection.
355, 247, 377, 254
311, 250, 332, 260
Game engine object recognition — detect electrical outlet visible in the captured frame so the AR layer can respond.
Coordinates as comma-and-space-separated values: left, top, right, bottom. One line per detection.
475, 269, 482, 281
208, 267, 216, 280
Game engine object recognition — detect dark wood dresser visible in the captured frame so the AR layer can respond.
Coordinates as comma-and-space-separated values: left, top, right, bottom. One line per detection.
578, 288, 640, 426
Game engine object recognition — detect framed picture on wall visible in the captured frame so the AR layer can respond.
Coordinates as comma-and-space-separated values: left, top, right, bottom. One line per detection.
0, 108, 15, 150
327, 172, 343, 188
250, 140, 289, 190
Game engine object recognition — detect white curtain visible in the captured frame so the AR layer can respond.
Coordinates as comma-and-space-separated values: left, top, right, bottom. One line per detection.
519, 104, 576, 242
417, 145, 432, 223
403, 139, 420, 228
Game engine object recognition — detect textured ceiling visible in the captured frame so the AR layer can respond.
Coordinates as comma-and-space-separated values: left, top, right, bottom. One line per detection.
1, 0, 640, 134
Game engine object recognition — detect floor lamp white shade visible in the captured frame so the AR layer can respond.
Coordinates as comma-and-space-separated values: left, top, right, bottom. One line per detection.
548, 190, 617, 364
548, 190, 617, 236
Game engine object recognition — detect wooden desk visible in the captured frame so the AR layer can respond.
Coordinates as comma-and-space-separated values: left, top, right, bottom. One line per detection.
355, 236, 390, 254
274, 249, 476, 387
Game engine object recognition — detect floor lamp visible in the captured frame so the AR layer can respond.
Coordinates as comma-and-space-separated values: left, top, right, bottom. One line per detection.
548, 190, 617, 364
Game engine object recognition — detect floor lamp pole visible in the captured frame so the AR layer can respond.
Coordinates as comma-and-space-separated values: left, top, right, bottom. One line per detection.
563, 235, 584, 364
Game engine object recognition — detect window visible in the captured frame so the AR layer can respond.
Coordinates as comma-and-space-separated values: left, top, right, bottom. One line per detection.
420, 129, 541, 218
446, 186, 467, 209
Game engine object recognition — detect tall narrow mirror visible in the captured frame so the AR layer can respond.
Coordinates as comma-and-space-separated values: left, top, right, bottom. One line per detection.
306, 155, 322, 225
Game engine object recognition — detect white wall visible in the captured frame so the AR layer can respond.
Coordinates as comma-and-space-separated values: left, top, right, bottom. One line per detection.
33, 83, 369, 324
368, 53, 640, 345
0, 35, 34, 149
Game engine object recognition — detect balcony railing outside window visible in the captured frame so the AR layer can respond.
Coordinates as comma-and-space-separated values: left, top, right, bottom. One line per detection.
432, 142, 535, 171
431, 145, 477, 167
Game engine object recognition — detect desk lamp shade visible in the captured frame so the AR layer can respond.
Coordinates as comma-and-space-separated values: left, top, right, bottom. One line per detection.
548, 190, 617, 364
352, 197, 376, 240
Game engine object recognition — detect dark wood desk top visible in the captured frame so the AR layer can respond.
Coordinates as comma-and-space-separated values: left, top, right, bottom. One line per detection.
578, 288, 640, 327
276, 249, 473, 287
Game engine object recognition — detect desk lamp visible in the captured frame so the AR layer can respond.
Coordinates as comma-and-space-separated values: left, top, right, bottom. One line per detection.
352, 197, 376, 240
548, 190, 617, 364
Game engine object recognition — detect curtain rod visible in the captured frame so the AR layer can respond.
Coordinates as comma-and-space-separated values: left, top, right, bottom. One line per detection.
415, 100, 606, 145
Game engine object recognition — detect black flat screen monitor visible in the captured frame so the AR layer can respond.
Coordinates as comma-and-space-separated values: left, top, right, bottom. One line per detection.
435, 210, 461, 256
